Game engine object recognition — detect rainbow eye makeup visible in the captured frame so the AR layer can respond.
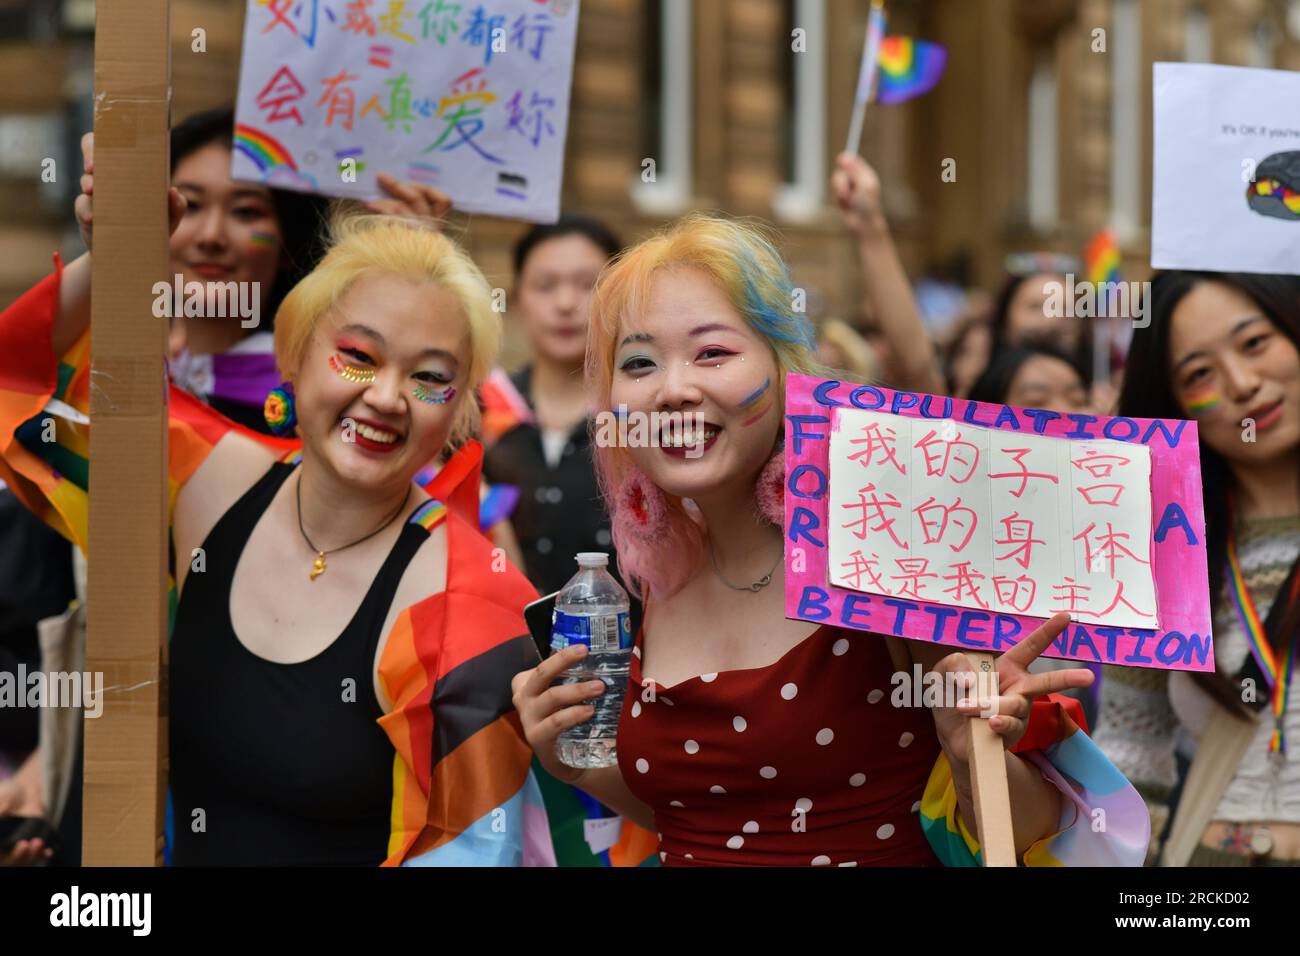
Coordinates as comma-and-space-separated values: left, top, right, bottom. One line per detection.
412, 382, 456, 405
738, 376, 774, 427
329, 352, 376, 384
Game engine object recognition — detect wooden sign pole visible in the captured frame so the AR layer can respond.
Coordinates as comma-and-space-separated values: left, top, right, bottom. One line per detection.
82, 0, 172, 866
966, 651, 1016, 866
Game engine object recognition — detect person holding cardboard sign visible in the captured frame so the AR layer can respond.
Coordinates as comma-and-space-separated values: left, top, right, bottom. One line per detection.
511, 214, 1149, 866
1098, 270, 1300, 866
0, 206, 556, 866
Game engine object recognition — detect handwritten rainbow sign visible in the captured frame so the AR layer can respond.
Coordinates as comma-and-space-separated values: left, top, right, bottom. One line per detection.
234, 123, 297, 172
782, 373, 1214, 672
233, 0, 580, 222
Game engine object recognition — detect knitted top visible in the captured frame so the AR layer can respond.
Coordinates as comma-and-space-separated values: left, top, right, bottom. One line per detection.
1094, 513, 1300, 822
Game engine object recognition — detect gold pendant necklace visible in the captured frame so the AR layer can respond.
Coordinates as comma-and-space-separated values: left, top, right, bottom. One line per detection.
296, 472, 411, 581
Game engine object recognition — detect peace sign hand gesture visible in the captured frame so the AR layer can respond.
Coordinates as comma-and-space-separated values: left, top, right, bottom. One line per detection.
928, 613, 1091, 765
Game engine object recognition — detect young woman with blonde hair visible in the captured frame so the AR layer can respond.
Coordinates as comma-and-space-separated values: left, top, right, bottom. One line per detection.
0, 210, 551, 866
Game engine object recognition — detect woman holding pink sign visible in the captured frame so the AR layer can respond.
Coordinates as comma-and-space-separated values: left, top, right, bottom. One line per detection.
1098, 271, 1300, 867
512, 214, 1149, 866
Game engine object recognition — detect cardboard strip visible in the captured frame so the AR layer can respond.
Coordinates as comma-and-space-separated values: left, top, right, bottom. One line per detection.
83, 0, 171, 867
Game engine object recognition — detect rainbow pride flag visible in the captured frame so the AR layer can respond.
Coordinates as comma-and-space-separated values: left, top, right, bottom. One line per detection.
919, 696, 1149, 866
1085, 229, 1122, 287
876, 36, 947, 104
533, 760, 660, 867
478, 366, 537, 448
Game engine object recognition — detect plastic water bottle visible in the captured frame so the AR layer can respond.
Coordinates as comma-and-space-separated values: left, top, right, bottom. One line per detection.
550, 552, 633, 769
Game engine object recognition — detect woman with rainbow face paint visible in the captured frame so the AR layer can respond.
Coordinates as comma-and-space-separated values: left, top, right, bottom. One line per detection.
0, 110, 474, 867
62, 107, 450, 435
0, 209, 556, 866
1096, 271, 1300, 867
509, 213, 1149, 867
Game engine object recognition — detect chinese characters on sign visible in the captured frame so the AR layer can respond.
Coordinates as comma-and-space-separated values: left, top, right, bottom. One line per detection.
829, 410, 1156, 628
233, 0, 579, 222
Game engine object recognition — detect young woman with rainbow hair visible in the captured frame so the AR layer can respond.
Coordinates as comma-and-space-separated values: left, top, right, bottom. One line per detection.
512, 213, 1149, 866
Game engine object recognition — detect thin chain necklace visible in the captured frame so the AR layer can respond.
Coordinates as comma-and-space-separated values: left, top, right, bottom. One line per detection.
296, 473, 411, 581
708, 537, 783, 592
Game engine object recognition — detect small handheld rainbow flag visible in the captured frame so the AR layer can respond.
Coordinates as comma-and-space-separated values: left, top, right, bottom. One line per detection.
844, 2, 948, 155
1084, 229, 1123, 384
845, 1, 888, 153
875, 36, 948, 105
1085, 230, 1122, 287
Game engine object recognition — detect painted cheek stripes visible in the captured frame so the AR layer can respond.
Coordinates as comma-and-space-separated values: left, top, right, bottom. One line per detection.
738, 376, 774, 427
329, 353, 376, 384
412, 382, 456, 405
1185, 388, 1220, 415
250, 230, 280, 251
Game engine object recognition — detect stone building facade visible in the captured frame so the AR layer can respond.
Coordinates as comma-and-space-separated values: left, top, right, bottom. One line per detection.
2, 0, 1299, 356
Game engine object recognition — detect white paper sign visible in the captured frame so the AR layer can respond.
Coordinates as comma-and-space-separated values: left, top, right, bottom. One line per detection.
1152, 62, 1300, 274
582, 816, 622, 855
232, 0, 580, 222
828, 409, 1156, 628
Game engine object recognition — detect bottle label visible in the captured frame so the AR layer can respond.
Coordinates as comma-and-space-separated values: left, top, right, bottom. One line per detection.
550, 610, 632, 653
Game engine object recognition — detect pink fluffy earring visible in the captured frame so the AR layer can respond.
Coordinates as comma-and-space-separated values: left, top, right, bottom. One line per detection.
613, 465, 670, 546
755, 443, 785, 526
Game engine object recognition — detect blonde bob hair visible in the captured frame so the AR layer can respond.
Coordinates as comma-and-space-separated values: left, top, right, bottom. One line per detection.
586, 213, 829, 598
272, 211, 499, 445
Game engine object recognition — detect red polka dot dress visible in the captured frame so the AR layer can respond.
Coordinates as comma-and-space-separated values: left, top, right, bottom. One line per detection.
617, 616, 943, 866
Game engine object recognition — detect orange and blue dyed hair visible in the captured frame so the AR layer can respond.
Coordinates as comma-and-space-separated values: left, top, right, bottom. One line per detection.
585, 213, 828, 599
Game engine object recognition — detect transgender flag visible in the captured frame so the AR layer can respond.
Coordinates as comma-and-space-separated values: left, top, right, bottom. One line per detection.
876, 37, 948, 104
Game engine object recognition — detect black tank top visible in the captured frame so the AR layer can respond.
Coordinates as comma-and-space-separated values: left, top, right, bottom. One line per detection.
170, 459, 433, 865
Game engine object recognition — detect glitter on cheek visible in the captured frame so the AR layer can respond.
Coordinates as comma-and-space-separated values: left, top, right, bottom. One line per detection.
412, 382, 456, 405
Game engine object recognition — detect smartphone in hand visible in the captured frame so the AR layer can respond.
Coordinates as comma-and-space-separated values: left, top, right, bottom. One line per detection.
0, 815, 62, 858
523, 589, 644, 662
523, 591, 559, 661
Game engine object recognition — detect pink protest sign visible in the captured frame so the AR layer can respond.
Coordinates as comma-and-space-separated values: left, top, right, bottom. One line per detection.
782, 374, 1214, 671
